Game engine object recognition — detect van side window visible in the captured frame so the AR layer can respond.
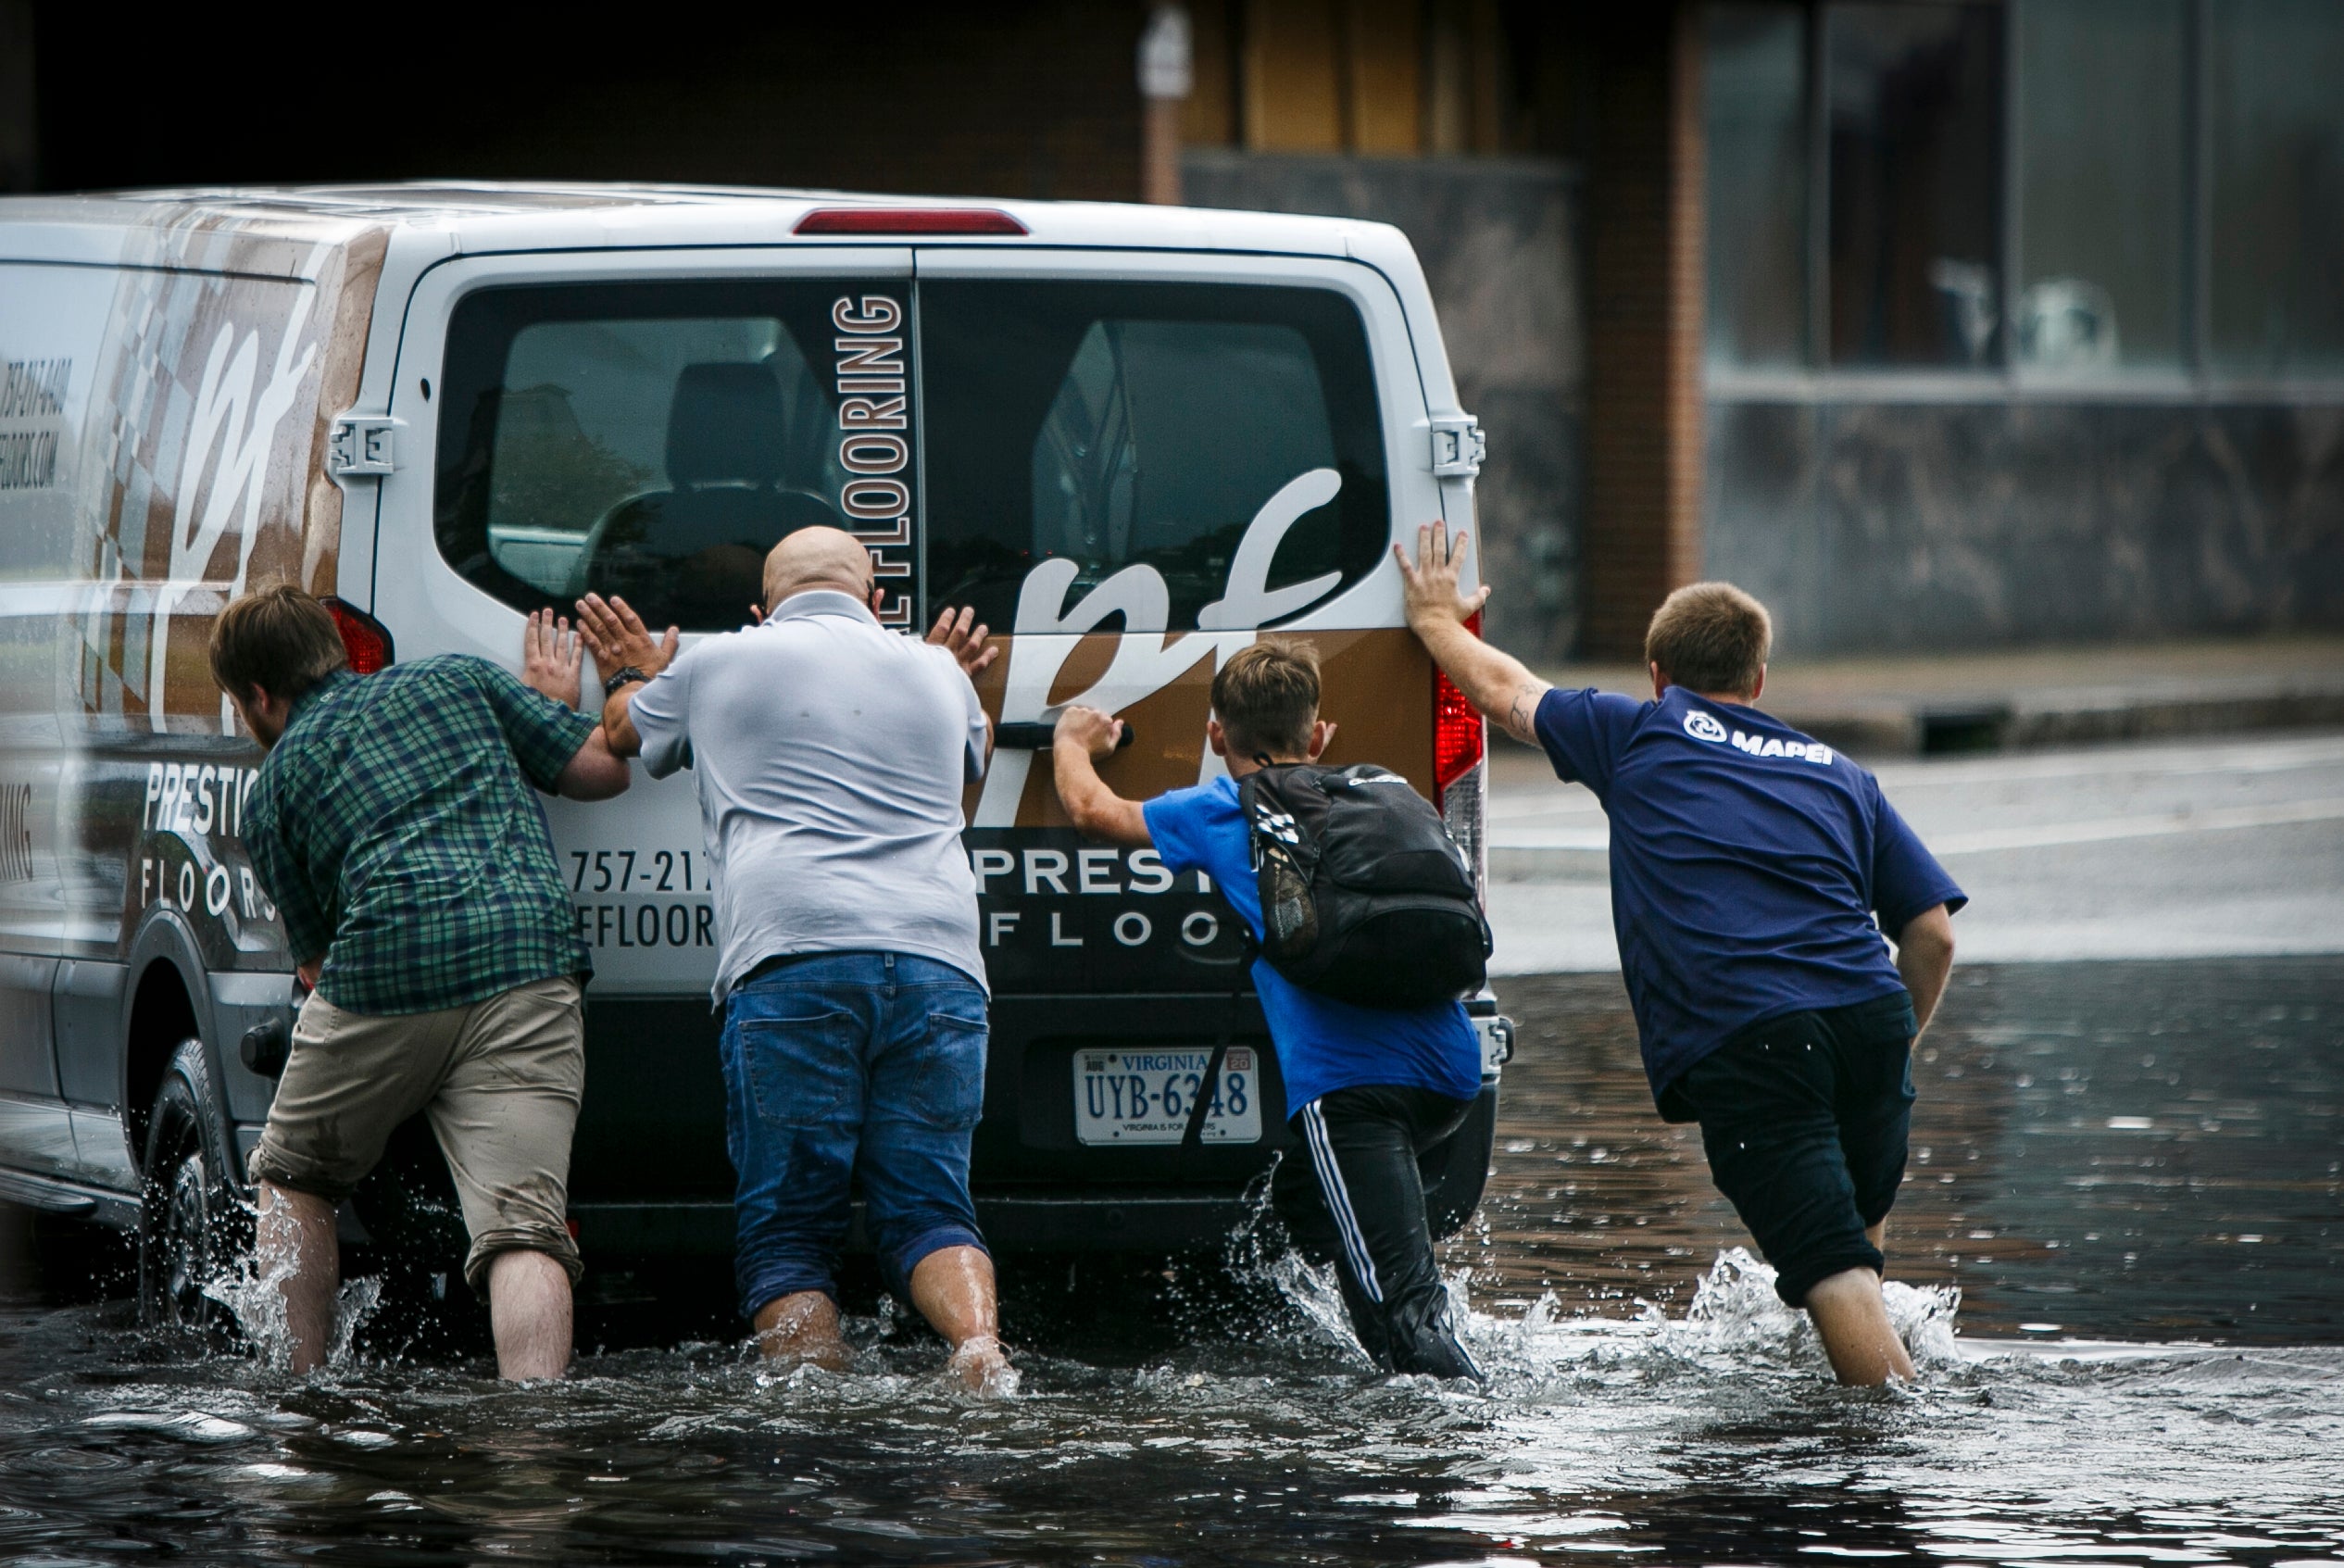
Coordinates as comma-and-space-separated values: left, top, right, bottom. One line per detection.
435, 281, 913, 632
922, 282, 1387, 633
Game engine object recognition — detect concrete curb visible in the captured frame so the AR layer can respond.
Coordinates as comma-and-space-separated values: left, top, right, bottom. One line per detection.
1780, 673, 2344, 757
1489, 846, 1608, 882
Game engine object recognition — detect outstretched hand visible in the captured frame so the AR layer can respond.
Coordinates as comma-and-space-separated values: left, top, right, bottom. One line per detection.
926, 605, 997, 680
1055, 704, 1125, 761
574, 593, 679, 687
1393, 521, 1550, 746
520, 609, 584, 709
1394, 523, 1491, 633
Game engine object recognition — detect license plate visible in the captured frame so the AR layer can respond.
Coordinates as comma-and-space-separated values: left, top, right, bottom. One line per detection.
1073, 1047, 1261, 1146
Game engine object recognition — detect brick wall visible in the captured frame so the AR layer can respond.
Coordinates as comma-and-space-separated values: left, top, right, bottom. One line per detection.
1578, 2, 1705, 660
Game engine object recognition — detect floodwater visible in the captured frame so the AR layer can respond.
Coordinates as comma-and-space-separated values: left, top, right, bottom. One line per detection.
1, 957, 2338, 1565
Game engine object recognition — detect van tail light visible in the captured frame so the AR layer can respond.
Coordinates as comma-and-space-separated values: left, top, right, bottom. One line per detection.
1433, 612, 1485, 796
1435, 612, 1487, 898
794, 207, 1029, 235
320, 596, 394, 674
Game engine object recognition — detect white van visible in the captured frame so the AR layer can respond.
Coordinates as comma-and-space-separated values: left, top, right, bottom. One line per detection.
0, 183, 1510, 1318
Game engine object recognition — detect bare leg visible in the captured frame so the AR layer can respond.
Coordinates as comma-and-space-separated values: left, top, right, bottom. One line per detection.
487, 1248, 573, 1380
1804, 1266, 1917, 1386
909, 1245, 1010, 1390
751, 1289, 854, 1370
255, 1181, 337, 1374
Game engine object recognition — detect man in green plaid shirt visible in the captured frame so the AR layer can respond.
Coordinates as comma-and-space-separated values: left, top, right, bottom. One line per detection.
211, 584, 632, 1380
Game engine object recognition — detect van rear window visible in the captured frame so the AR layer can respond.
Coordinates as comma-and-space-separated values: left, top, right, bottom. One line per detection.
921, 281, 1387, 633
435, 277, 1384, 635
435, 280, 915, 632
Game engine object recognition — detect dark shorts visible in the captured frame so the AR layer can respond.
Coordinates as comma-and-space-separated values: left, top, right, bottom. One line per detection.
1661, 991, 1918, 1308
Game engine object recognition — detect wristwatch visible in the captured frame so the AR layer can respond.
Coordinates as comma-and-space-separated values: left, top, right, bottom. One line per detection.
602, 665, 651, 697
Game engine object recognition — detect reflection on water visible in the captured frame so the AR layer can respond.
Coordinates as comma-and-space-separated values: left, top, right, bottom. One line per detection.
1470, 956, 2344, 1341
0, 959, 2337, 1565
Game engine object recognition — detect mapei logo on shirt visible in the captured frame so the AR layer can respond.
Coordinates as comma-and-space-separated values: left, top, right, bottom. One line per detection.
1683, 710, 1729, 744
1682, 709, 1834, 765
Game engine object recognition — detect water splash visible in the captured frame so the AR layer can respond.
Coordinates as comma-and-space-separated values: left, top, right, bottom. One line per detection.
203, 1247, 382, 1374
1252, 1237, 1965, 1388
1261, 1249, 1376, 1366
1661, 1247, 1962, 1369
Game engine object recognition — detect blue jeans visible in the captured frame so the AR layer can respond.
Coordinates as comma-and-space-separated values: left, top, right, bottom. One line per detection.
719, 951, 990, 1320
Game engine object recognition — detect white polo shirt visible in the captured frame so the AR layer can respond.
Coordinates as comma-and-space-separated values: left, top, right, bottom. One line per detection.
629, 590, 990, 1003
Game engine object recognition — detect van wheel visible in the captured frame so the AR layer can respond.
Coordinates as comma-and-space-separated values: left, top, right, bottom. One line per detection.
139, 1038, 249, 1337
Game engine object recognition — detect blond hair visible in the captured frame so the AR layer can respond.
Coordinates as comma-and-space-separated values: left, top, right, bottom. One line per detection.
1645, 582, 1772, 696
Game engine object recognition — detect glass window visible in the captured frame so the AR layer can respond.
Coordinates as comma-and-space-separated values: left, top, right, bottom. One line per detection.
1826, 3, 2004, 367
921, 282, 1387, 633
2208, 0, 2344, 376
2016, 0, 2187, 371
435, 280, 915, 632
1705, 2, 1809, 370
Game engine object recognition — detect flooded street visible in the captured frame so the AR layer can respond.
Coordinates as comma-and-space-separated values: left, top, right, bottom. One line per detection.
2, 957, 2338, 1566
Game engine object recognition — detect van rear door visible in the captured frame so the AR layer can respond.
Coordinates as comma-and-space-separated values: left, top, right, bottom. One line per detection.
377, 246, 916, 985
374, 248, 915, 1210
911, 251, 1448, 997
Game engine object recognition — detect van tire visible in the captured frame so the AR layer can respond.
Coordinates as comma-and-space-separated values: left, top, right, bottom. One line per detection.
138, 1038, 249, 1338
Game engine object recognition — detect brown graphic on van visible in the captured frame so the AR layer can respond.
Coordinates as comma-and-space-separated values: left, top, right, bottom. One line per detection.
965, 626, 1435, 824
63, 202, 384, 734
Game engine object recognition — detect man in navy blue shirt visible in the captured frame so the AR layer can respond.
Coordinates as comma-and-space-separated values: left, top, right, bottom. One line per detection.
1052, 642, 1485, 1380
1399, 525, 1962, 1386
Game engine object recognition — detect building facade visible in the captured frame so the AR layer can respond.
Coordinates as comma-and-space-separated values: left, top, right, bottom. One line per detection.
14, 0, 2341, 658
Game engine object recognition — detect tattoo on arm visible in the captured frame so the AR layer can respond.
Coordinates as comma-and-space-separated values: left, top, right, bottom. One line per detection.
1502, 683, 1543, 745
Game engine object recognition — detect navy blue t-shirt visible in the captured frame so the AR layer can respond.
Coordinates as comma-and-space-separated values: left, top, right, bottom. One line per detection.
1144, 777, 1483, 1116
1535, 685, 1965, 1102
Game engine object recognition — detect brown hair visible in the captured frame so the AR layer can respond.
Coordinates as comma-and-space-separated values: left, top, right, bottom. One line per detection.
208, 583, 349, 707
1210, 639, 1322, 759
1645, 582, 1773, 696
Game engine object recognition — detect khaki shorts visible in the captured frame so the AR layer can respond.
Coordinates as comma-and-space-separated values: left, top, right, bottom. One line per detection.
249, 976, 585, 1292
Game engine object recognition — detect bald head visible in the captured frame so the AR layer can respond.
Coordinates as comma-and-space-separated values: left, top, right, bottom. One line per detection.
762, 526, 874, 613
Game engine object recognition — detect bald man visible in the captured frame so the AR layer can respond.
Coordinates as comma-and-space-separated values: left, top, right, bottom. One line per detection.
576, 529, 1009, 1388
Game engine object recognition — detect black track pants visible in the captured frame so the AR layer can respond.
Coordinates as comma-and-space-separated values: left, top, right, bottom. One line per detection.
1272, 1084, 1483, 1381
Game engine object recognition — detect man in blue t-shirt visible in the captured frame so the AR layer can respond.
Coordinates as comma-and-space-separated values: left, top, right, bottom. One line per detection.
1398, 524, 1963, 1386
1052, 641, 1485, 1380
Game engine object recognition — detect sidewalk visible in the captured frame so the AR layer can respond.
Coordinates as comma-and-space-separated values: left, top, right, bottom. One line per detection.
1527, 633, 2344, 759
1482, 636, 2344, 972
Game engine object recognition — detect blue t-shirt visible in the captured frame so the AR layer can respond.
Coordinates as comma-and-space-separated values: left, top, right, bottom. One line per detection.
1536, 686, 1966, 1102
1143, 777, 1484, 1117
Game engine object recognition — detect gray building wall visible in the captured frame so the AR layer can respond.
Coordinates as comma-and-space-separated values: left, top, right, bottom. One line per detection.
1183, 151, 1586, 663
1708, 397, 2344, 654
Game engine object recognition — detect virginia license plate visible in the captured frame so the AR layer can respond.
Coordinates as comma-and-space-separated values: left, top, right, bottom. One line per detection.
1073, 1047, 1262, 1146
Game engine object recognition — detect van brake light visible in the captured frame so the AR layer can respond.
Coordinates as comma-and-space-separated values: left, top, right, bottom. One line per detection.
794, 207, 1029, 236
1433, 611, 1485, 797
320, 596, 394, 674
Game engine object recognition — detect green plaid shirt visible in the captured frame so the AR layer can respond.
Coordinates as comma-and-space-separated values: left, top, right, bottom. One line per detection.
246, 658, 598, 1016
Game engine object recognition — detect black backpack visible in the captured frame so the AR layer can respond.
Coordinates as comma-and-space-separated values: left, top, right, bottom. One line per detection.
1237, 762, 1491, 1010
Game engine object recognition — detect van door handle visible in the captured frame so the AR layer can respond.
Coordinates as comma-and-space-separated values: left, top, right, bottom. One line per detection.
995, 721, 1137, 751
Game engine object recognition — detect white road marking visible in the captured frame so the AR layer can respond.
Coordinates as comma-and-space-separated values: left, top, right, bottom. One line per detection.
1489, 797, 2344, 858
1873, 733, 2344, 790
1928, 797, 2344, 856
1485, 733, 2344, 972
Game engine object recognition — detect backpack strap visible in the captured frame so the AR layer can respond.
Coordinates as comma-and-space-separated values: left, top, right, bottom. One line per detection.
1178, 925, 1258, 1159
